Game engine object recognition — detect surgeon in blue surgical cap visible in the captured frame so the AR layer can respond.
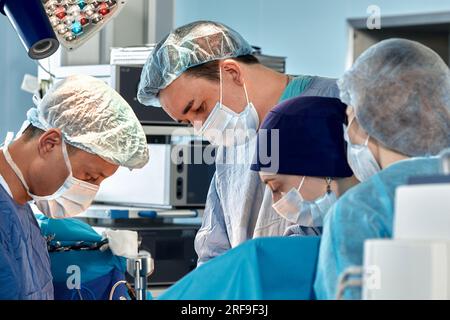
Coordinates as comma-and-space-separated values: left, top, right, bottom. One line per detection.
314, 39, 450, 300
251, 96, 357, 236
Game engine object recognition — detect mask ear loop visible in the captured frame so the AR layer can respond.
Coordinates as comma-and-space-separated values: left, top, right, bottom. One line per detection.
347, 115, 371, 146
2, 133, 32, 194
296, 176, 307, 202
219, 66, 223, 108
364, 135, 371, 146
346, 116, 355, 131
297, 176, 306, 191
60, 140, 73, 176
344, 116, 355, 143
243, 81, 250, 106
325, 177, 332, 194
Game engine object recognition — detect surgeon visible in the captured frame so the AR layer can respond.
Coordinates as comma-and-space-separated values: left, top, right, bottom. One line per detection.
0, 74, 149, 299
138, 20, 340, 264
251, 96, 356, 236
314, 39, 450, 300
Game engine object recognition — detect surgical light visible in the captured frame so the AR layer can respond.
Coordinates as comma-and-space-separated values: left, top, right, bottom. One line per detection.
0, 0, 59, 59
0, 0, 127, 60
42, 0, 127, 52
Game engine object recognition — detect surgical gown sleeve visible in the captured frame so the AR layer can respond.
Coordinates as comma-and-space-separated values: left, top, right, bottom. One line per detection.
314, 157, 441, 300
194, 174, 231, 265
313, 180, 391, 300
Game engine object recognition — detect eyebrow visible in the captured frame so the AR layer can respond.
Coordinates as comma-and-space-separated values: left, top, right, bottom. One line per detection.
182, 100, 195, 115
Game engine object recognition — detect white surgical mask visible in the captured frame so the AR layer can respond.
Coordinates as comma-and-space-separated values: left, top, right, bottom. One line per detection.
344, 117, 381, 182
195, 68, 259, 147
272, 177, 336, 227
2, 134, 99, 218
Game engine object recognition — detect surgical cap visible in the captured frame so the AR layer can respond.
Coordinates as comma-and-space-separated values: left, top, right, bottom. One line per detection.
137, 20, 253, 107
27, 74, 149, 169
338, 38, 450, 157
251, 96, 353, 178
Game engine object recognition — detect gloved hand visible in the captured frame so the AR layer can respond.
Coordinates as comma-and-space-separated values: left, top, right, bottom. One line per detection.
103, 230, 139, 258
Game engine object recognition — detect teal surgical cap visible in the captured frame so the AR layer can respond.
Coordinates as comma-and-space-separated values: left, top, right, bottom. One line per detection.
137, 20, 253, 107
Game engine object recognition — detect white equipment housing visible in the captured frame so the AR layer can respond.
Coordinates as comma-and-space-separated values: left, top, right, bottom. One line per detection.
363, 151, 450, 300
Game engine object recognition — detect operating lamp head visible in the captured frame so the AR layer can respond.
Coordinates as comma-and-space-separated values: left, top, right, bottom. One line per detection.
41, 0, 127, 52
0, 0, 127, 59
0, 0, 59, 59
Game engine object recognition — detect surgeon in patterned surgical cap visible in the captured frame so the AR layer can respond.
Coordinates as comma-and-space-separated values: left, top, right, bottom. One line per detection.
0, 74, 149, 299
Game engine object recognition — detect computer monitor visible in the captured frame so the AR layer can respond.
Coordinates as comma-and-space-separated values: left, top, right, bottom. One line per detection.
111, 64, 185, 126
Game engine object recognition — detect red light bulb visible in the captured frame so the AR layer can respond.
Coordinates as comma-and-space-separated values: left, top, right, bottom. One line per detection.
54, 6, 66, 19
98, 3, 110, 16
79, 14, 88, 25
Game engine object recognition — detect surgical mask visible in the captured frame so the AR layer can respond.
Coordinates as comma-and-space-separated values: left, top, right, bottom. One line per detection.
2, 134, 99, 218
344, 117, 381, 182
272, 177, 336, 227
195, 68, 259, 147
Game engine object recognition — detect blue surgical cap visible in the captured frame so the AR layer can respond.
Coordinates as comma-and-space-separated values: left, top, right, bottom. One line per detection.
251, 96, 353, 178
137, 20, 253, 107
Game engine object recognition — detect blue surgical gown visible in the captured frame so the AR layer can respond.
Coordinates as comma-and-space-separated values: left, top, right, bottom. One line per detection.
195, 75, 340, 264
36, 215, 128, 300
0, 180, 53, 299
314, 157, 440, 300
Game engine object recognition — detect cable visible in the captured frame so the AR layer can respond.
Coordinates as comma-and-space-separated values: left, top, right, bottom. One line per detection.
36, 59, 56, 79
109, 280, 128, 300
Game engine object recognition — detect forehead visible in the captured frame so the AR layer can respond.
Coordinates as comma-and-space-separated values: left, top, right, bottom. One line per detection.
259, 172, 280, 182
260, 172, 304, 184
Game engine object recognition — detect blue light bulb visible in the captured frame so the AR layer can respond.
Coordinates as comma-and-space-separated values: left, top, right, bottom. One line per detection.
78, 0, 87, 9
71, 22, 83, 35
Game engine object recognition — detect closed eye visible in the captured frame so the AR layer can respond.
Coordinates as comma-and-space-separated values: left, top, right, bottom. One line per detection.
84, 173, 101, 184
193, 102, 206, 114
87, 177, 98, 184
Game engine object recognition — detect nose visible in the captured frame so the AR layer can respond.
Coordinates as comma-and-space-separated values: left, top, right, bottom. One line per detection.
190, 114, 207, 128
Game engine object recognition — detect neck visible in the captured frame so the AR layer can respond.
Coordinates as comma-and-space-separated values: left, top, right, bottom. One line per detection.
376, 144, 410, 169
245, 65, 289, 126
334, 176, 359, 197
0, 140, 32, 205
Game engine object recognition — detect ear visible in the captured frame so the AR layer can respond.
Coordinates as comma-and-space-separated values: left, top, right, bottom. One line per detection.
37, 129, 63, 158
221, 59, 245, 86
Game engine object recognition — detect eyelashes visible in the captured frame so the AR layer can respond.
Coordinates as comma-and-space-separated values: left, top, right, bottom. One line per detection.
194, 102, 206, 114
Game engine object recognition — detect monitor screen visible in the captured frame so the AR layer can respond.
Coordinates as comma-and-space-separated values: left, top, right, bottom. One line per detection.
115, 65, 184, 126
